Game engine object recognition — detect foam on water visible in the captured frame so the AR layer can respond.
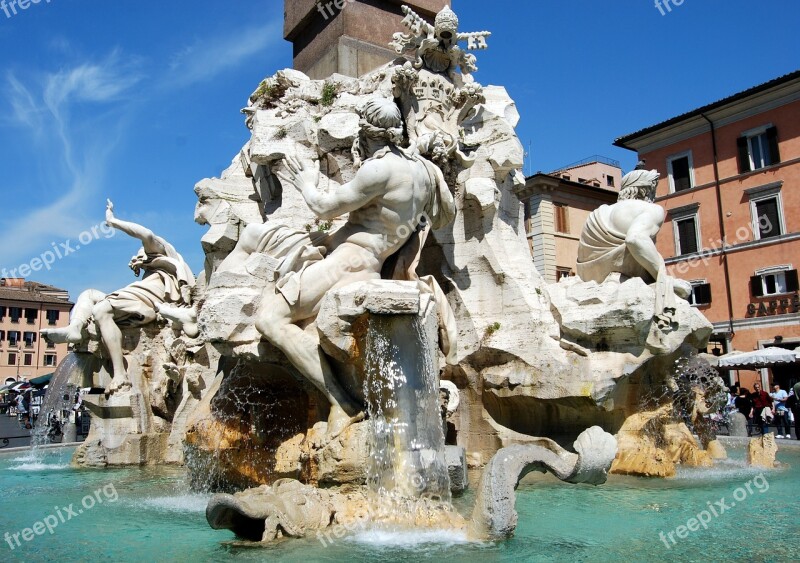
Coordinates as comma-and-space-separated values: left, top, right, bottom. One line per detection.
673, 457, 784, 481
347, 529, 471, 547
135, 494, 212, 513
9, 462, 70, 471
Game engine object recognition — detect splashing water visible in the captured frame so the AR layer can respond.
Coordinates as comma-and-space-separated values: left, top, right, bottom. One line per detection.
13, 352, 93, 469
362, 315, 453, 528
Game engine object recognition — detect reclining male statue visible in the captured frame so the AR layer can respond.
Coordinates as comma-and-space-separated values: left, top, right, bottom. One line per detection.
576, 168, 691, 331
42, 200, 197, 394
213, 96, 457, 436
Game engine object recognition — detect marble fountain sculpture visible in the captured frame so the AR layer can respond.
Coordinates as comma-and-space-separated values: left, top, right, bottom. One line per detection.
40, 5, 725, 544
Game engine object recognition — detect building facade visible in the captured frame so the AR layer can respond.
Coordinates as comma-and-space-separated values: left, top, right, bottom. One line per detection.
0, 278, 73, 382
615, 71, 800, 388
519, 158, 621, 283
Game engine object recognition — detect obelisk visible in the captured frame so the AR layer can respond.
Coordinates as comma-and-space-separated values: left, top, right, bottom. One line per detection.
284, 0, 450, 80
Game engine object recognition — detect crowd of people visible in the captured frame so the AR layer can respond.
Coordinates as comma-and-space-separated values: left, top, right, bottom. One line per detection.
727, 381, 800, 439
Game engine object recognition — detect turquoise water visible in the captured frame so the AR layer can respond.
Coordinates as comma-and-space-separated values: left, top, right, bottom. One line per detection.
1, 446, 797, 562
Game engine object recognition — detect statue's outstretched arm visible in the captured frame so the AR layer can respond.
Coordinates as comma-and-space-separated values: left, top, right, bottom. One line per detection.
277, 156, 385, 221
105, 199, 166, 255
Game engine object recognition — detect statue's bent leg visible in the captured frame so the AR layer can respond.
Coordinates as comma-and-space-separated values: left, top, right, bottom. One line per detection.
255, 292, 361, 436
41, 289, 106, 344
93, 300, 156, 393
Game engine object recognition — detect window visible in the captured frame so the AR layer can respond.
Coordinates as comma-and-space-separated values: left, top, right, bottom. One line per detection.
667, 152, 694, 192
8, 353, 16, 366
7, 331, 20, 346
737, 126, 780, 173
46, 310, 59, 325
0, 306, 5, 320
688, 281, 712, 306
47, 341, 55, 349
674, 216, 700, 255
9, 307, 21, 323
44, 354, 57, 367
554, 203, 569, 234
607, 175, 615, 188
23, 353, 33, 366
23, 332, 36, 347
751, 268, 799, 297
556, 268, 573, 281
24, 308, 37, 324
751, 196, 784, 240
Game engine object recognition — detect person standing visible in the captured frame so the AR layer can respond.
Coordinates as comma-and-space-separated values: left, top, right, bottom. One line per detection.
769, 384, 790, 438
735, 388, 754, 436
790, 382, 800, 440
750, 383, 773, 435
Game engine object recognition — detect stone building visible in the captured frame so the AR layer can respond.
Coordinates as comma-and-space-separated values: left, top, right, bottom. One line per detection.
615, 70, 800, 389
518, 157, 621, 284
0, 278, 73, 382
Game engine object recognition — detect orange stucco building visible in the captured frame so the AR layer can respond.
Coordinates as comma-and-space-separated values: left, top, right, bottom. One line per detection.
519, 158, 621, 283
0, 278, 73, 383
616, 71, 800, 389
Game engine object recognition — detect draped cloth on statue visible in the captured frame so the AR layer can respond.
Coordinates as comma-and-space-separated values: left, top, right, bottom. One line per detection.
576, 206, 678, 329
251, 224, 330, 307
106, 237, 196, 327
576, 206, 653, 285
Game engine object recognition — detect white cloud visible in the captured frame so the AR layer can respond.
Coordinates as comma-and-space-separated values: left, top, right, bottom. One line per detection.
166, 21, 282, 88
0, 53, 142, 269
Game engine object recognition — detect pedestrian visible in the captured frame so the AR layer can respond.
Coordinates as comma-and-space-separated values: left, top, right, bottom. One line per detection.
750, 383, 773, 436
790, 381, 800, 440
769, 384, 790, 438
735, 388, 754, 436
14, 392, 31, 429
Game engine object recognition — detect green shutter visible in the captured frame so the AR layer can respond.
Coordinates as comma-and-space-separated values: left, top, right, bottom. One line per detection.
766, 126, 780, 165
737, 137, 751, 173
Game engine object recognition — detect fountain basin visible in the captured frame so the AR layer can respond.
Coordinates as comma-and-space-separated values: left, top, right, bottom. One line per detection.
2, 446, 798, 560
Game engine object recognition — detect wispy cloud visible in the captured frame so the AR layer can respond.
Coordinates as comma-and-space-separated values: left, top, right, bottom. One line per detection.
0, 52, 142, 268
165, 21, 282, 89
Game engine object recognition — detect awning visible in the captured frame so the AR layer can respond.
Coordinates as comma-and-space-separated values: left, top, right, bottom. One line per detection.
29, 373, 53, 386
717, 346, 799, 369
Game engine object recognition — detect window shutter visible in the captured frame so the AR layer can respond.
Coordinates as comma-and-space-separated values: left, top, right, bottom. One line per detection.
677, 219, 698, 254
737, 137, 751, 173
766, 126, 781, 165
755, 198, 781, 238
751, 275, 764, 297
672, 157, 691, 191
695, 283, 712, 304
786, 269, 799, 293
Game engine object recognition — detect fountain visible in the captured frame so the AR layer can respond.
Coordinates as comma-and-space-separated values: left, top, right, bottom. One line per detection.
4, 4, 792, 559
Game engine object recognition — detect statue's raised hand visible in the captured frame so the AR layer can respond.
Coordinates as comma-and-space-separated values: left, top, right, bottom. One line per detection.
277, 155, 320, 192
105, 199, 116, 225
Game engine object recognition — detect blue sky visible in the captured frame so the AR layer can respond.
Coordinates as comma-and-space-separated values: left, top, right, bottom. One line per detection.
0, 0, 798, 300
